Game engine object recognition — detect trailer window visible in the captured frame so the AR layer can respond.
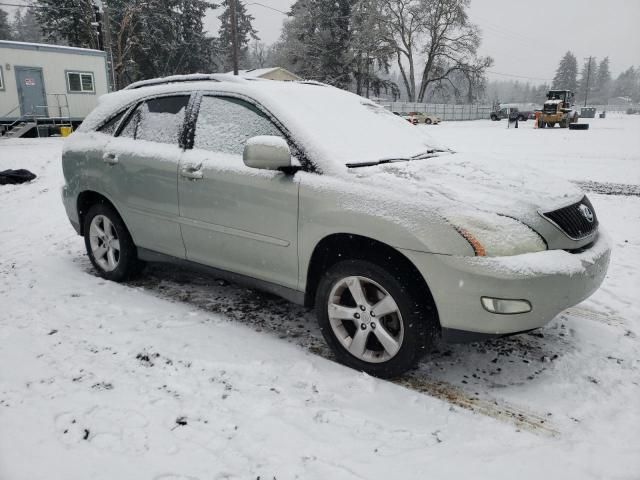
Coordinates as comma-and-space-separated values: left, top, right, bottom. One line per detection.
67, 71, 95, 93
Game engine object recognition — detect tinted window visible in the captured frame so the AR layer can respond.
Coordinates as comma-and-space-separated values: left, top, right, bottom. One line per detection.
117, 95, 190, 145
193, 96, 282, 155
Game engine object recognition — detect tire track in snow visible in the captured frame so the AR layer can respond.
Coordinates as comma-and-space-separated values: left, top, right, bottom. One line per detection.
573, 180, 640, 197
563, 306, 626, 328
118, 263, 561, 437
395, 376, 559, 437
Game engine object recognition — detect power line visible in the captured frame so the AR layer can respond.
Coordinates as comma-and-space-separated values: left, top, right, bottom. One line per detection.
245, 2, 288, 15
487, 70, 552, 82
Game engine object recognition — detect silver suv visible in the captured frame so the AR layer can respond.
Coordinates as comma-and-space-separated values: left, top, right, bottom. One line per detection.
62, 74, 610, 377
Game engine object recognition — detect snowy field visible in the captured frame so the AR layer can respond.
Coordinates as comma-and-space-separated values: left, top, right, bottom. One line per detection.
1, 115, 639, 479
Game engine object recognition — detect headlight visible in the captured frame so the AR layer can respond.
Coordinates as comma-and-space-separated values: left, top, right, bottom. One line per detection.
447, 213, 546, 257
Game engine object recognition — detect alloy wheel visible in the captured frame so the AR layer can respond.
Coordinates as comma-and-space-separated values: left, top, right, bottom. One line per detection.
327, 276, 404, 363
89, 214, 120, 272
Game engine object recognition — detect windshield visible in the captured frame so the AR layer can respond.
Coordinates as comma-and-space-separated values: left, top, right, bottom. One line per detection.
249, 82, 437, 171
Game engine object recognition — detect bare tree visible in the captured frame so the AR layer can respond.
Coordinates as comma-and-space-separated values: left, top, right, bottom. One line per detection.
378, 0, 491, 102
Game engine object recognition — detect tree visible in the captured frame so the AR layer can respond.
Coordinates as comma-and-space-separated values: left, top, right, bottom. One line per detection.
279, 0, 353, 88
34, 0, 100, 48
577, 57, 595, 104
12, 8, 45, 43
612, 67, 639, 102
216, 0, 258, 72
350, 0, 396, 97
33, 0, 215, 88
378, 0, 491, 102
552, 51, 578, 91
0, 7, 13, 40
594, 56, 611, 102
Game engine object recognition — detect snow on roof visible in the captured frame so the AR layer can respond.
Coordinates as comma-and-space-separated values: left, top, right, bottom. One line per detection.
233, 67, 280, 77
0, 40, 105, 56
225, 67, 301, 80
79, 77, 435, 174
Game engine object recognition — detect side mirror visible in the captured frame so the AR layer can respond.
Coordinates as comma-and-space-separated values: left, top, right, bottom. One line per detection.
243, 136, 291, 171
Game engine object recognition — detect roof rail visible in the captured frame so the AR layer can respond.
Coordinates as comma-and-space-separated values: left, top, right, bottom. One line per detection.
124, 73, 226, 90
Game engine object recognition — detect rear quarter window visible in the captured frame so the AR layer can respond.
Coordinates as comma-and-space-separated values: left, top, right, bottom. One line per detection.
116, 95, 190, 145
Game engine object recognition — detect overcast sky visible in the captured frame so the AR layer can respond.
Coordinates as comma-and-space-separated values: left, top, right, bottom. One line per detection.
205, 0, 640, 83
4, 0, 638, 82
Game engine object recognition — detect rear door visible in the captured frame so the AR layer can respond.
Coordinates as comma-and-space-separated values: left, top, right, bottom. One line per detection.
102, 94, 191, 258
177, 94, 300, 289
15, 67, 48, 117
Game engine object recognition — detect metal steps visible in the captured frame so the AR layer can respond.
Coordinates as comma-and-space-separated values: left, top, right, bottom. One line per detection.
2, 122, 37, 139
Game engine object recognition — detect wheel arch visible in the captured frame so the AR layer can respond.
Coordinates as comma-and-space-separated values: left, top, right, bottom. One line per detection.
76, 190, 122, 236
304, 233, 440, 326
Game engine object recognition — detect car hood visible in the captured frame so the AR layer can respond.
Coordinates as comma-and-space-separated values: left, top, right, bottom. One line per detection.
344, 151, 583, 228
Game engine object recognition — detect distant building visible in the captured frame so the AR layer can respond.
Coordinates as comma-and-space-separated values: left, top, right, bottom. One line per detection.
226, 67, 302, 82
0, 40, 110, 137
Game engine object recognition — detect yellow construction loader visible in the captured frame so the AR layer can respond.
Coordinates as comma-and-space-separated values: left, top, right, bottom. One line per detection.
538, 90, 579, 128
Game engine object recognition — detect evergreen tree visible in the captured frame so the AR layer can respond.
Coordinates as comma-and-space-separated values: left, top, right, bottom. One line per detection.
594, 56, 612, 102
281, 0, 353, 88
12, 8, 45, 43
216, 0, 258, 72
350, 0, 396, 97
612, 67, 639, 101
0, 7, 13, 40
33, 0, 214, 87
34, 0, 99, 48
552, 51, 578, 91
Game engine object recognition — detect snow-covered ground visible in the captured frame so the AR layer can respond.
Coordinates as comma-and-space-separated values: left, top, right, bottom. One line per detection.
1, 115, 639, 479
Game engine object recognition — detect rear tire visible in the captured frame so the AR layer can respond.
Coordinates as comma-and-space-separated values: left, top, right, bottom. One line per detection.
315, 260, 438, 378
425, 118, 433, 125
83, 202, 144, 282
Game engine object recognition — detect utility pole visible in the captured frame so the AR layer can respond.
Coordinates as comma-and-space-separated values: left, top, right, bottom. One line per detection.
230, 0, 239, 75
584, 56, 593, 107
101, 2, 117, 91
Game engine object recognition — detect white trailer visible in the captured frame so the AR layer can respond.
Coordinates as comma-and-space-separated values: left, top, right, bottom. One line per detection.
0, 40, 110, 137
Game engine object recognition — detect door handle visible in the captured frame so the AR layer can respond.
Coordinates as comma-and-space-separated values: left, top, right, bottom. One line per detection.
180, 164, 203, 180
103, 152, 119, 165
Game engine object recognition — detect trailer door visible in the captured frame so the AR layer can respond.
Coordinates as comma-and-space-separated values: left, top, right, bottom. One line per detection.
15, 67, 48, 118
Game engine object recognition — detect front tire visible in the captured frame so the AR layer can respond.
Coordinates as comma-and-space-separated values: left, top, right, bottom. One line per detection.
315, 260, 437, 378
425, 118, 433, 125
83, 202, 143, 282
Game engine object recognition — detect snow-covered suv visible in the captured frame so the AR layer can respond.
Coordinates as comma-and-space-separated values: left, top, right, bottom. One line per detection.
62, 74, 611, 377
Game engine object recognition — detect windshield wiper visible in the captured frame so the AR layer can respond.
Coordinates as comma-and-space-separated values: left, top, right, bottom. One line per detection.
410, 148, 449, 160
346, 149, 450, 168
346, 158, 410, 168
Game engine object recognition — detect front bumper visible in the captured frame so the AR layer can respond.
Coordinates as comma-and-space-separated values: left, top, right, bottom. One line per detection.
400, 232, 611, 341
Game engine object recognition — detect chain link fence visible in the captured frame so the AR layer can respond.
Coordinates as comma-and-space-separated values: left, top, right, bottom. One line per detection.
380, 102, 494, 121
379, 102, 640, 121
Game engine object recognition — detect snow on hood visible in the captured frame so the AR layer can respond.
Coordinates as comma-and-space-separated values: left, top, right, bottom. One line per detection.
339, 151, 582, 224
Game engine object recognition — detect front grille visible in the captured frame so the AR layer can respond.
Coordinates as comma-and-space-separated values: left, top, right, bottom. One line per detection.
542, 196, 598, 240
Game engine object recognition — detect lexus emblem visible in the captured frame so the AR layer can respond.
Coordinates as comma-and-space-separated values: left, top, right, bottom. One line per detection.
579, 204, 594, 223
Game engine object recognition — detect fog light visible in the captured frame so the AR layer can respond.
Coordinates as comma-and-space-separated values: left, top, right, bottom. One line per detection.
481, 297, 532, 314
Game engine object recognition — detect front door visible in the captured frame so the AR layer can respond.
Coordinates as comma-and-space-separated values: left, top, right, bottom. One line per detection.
178, 95, 300, 290
15, 67, 48, 117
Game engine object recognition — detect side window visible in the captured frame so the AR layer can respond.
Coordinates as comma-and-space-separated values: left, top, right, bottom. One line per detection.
116, 96, 189, 145
193, 96, 282, 155
67, 71, 95, 93
97, 110, 126, 135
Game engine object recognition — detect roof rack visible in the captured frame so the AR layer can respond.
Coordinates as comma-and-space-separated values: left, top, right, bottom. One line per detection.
124, 73, 229, 90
